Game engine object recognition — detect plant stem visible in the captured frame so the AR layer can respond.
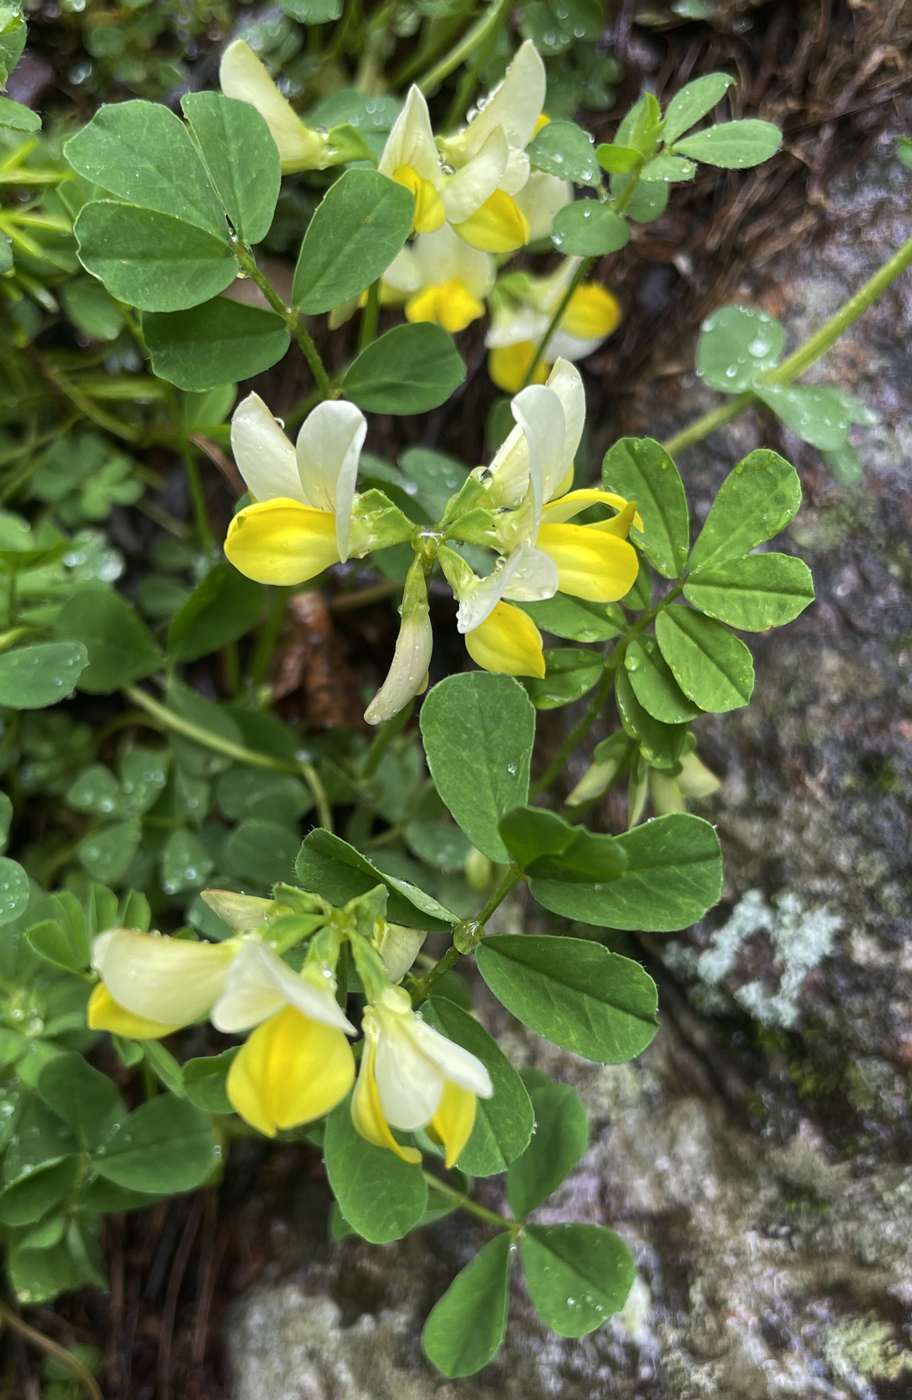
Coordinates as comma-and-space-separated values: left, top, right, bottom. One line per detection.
0, 1302, 103, 1400
422, 1171, 519, 1233
417, 0, 510, 95
442, 0, 510, 129
662, 227, 912, 458
521, 257, 593, 389
359, 279, 381, 351
361, 700, 413, 780
123, 684, 334, 832
234, 243, 333, 400
177, 430, 215, 557
410, 865, 523, 1006
531, 583, 685, 796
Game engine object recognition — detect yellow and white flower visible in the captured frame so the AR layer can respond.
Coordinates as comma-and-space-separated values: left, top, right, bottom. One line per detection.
88, 928, 356, 1137
487, 260, 622, 393
219, 40, 360, 172
379, 41, 546, 252
381, 223, 495, 334
223, 393, 367, 586
352, 986, 492, 1166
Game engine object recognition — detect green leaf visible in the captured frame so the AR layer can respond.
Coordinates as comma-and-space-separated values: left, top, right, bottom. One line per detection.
602, 437, 689, 579
0, 1157, 81, 1227
342, 323, 465, 414
423, 998, 533, 1176
517, 594, 624, 643
421, 1233, 512, 1378
0, 790, 9, 853
280, 0, 343, 18
696, 305, 785, 393
753, 383, 853, 452
144, 298, 289, 392
689, 449, 801, 573
0, 6, 26, 89
74, 202, 238, 314
79, 819, 142, 883
292, 169, 414, 313
67, 763, 122, 817
639, 154, 695, 182
167, 561, 266, 661
0, 95, 39, 132
522, 829, 627, 885
497, 805, 577, 869
120, 748, 169, 814
62, 277, 123, 341
324, 1096, 427, 1243
552, 200, 630, 256
93, 1096, 218, 1193
37, 1053, 123, 1151
624, 636, 702, 723
614, 669, 686, 769
166, 676, 244, 777
181, 92, 280, 244
684, 553, 814, 630
26, 919, 87, 972
476, 935, 657, 1063
655, 606, 754, 712
0, 857, 29, 926
521, 1224, 635, 1336
182, 1048, 238, 1114
56, 587, 162, 692
223, 819, 300, 887
595, 143, 643, 175
662, 73, 735, 145
419, 672, 535, 864
140, 1039, 186, 1097
531, 812, 721, 931
64, 100, 228, 238
216, 767, 311, 825
522, 647, 602, 709
674, 119, 782, 169
403, 820, 471, 874
295, 829, 456, 931
0, 641, 88, 709
822, 441, 863, 487
526, 120, 599, 185
506, 1080, 588, 1216
161, 829, 213, 895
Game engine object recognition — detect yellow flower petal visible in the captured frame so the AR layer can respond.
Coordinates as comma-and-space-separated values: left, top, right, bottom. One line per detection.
227, 1006, 355, 1137
465, 600, 546, 677
405, 279, 486, 333
87, 983, 180, 1040
351, 1031, 422, 1163
224, 498, 341, 586
488, 341, 548, 394
429, 1080, 477, 1168
532, 112, 550, 136
541, 489, 643, 532
393, 164, 446, 235
454, 190, 530, 253
561, 285, 622, 341
589, 501, 638, 539
536, 523, 639, 601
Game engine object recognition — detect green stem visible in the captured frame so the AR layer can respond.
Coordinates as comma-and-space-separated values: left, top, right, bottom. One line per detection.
410, 865, 523, 1006
123, 684, 334, 832
0, 1301, 103, 1400
521, 257, 593, 389
442, 0, 510, 129
663, 227, 912, 458
422, 1171, 519, 1233
417, 0, 510, 95
177, 430, 215, 556
234, 243, 333, 400
531, 584, 685, 797
359, 279, 381, 352
361, 700, 413, 779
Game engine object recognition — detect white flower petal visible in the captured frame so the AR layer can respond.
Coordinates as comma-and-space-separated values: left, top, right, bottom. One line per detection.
219, 41, 313, 168
200, 889, 274, 932
379, 86, 441, 185
441, 128, 509, 224
381, 243, 423, 296
212, 941, 355, 1034
546, 329, 605, 362
92, 929, 235, 1026
545, 359, 585, 490
514, 170, 573, 242
411, 223, 496, 300
502, 544, 559, 602
455, 551, 519, 634
463, 40, 546, 161
374, 1019, 444, 1130
364, 606, 433, 725
485, 305, 548, 350
231, 393, 305, 504
412, 1018, 493, 1097
295, 400, 367, 559
512, 383, 566, 516
376, 924, 426, 983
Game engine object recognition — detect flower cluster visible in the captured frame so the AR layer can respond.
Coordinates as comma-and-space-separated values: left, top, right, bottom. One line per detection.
221, 38, 622, 381
89, 888, 492, 1161
223, 361, 641, 725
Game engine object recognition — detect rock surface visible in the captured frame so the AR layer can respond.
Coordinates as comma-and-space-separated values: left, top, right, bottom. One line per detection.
227, 136, 912, 1399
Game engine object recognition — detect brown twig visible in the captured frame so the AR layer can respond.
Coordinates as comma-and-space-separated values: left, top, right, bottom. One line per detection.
0, 1301, 103, 1400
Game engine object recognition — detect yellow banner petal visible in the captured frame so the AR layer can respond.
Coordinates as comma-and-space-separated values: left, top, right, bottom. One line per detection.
224, 498, 341, 586
536, 523, 639, 602
542, 489, 644, 533
464, 600, 546, 677
87, 983, 180, 1041
453, 190, 530, 253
